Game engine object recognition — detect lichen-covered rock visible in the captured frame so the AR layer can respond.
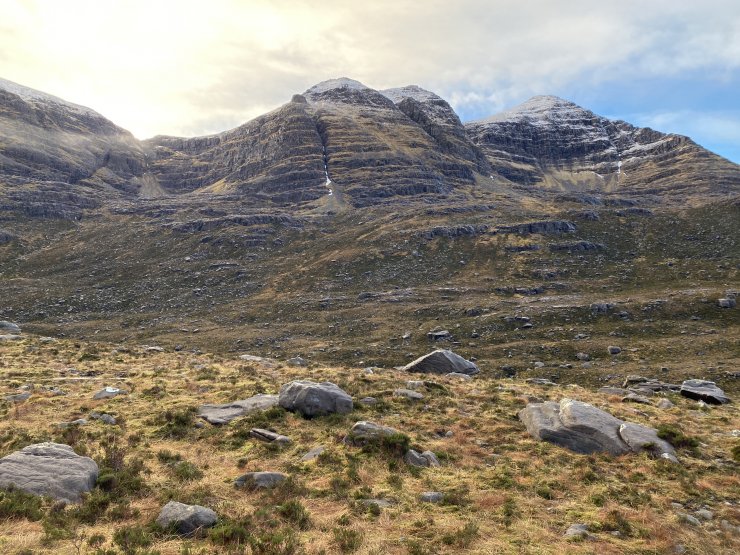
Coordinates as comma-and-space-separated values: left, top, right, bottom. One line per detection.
0, 443, 98, 503
278, 380, 353, 417
156, 501, 217, 536
402, 350, 479, 376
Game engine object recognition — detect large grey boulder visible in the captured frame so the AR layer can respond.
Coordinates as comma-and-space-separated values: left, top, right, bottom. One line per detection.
680, 380, 730, 404
234, 471, 288, 489
278, 380, 353, 417
198, 394, 279, 425
0, 321, 21, 334
519, 399, 678, 460
344, 421, 401, 446
0, 443, 98, 503
156, 501, 217, 536
402, 350, 479, 376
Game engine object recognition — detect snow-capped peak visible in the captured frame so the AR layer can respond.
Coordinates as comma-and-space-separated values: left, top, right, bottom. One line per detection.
380, 85, 443, 104
304, 78, 370, 96
0, 77, 99, 118
470, 95, 588, 126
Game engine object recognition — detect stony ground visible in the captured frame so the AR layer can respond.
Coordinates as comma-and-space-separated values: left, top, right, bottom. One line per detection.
0, 335, 738, 554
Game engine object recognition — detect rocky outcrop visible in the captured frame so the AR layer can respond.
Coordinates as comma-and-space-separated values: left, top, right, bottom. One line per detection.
278, 380, 353, 417
402, 350, 479, 376
0, 442, 99, 503
519, 399, 677, 460
496, 220, 576, 235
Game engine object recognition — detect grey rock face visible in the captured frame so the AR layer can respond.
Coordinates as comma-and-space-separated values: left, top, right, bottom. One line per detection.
278, 380, 353, 417
519, 399, 678, 460
156, 501, 217, 536
402, 349, 479, 376
234, 471, 288, 489
497, 220, 576, 236
680, 380, 730, 405
0, 321, 21, 334
0, 442, 98, 503
345, 421, 401, 447
198, 394, 279, 425
92, 386, 128, 400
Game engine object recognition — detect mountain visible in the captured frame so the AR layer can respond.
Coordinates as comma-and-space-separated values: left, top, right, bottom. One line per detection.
466, 95, 739, 204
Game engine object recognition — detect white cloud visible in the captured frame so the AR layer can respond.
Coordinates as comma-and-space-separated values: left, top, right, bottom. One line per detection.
0, 0, 738, 142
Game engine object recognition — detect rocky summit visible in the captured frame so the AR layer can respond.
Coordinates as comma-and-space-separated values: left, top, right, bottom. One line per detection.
0, 76, 738, 555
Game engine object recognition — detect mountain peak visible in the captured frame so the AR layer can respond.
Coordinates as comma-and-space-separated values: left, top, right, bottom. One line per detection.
304, 77, 370, 97
380, 85, 443, 104
471, 95, 588, 125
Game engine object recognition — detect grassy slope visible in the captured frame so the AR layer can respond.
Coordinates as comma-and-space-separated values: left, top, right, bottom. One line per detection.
0, 336, 738, 554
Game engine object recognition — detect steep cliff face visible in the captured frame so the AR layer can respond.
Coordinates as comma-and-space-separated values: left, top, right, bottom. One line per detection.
0, 78, 148, 194
145, 97, 327, 203
465, 95, 740, 202
300, 78, 480, 206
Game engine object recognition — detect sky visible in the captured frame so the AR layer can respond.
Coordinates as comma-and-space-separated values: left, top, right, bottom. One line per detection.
1, 0, 739, 162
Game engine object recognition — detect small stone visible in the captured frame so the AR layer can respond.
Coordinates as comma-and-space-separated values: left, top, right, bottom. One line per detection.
249, 428, 291, 445
300, 446, 325, 462
90, 412, 116, 425
394, 388, 424, 400
234, 471, 288, 489
4, 392, 31, 403
359, 397, 377, 405
718, 298, 736, 308
656, 399, 675, 409
695, 509, 714, 521
564, 523, 594, 540
679, 513, 700, 526
404, 449, 440, 467
576, 352, 590, 361
156, 501, 217, 536
622, 393, 652, 404
420, 492, 444, 503
445, 372, 473, 380
608, 346, 622, 355
286, 356, 308, 367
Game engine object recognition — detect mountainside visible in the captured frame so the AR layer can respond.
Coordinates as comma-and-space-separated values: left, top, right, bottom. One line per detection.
466, 95, 740, 204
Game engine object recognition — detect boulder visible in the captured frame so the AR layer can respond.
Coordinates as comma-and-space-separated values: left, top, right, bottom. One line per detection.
0, 321, 21, 334
156, 501, 217, 536
622, 393, 652, 404
278, 380, 353, 417
234, 471, 288, 489
0, 335, 22, 341
608, 346, 622, 355
564, 523, 595, 540
239, 354, 278, 368
0, 443, 98, 503
680, 380, 730, 405
4, 392, 31, 403
718, 298, 736, 308
404, 449, 440, 467
519, 399, 676, 459
198, 394, 279, 425
402, 350, 479, 376
90, 412, 116, 425
286, 356, 308, 367
420, 491, 444, 503
345, 421, 401, 446
427, 330, 452, 341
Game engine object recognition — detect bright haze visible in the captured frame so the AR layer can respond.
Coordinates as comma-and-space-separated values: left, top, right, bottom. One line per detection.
2, 0, 738, 162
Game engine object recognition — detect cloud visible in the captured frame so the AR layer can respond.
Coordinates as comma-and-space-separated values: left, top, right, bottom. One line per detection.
1, 0, 739, 161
